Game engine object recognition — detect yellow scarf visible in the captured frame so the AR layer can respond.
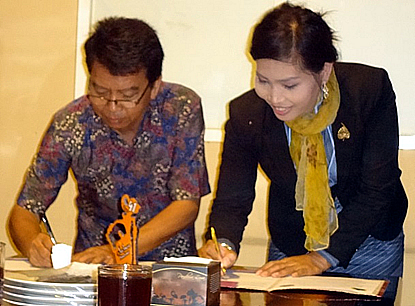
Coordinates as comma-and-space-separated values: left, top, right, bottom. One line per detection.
286, 70, 340, 251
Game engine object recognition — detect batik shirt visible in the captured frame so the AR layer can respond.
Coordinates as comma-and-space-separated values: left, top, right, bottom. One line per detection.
17, 82, 210, 261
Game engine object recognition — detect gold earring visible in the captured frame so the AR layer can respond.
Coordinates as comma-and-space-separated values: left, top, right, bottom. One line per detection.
322, 83, 329, 100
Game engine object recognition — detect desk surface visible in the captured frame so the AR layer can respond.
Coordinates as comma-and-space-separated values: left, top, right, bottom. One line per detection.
2, 259, 386, 306
0, 288, 385, 306
220, 289, 383, 306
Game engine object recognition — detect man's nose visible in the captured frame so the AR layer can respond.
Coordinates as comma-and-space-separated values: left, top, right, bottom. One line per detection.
106, 94, 120, 110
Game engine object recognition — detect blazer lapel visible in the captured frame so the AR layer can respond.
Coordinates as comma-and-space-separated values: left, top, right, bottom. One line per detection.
260, 106, 297, 185
332, 97, 356, 193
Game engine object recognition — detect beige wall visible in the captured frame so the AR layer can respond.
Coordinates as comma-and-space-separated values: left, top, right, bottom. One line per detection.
0, 1, 414, 305
0, 0, 78, 253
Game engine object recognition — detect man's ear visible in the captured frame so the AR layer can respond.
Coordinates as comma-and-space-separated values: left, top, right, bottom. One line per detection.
150, 76, 162, 100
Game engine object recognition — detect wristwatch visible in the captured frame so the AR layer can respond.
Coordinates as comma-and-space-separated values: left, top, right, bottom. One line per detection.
220, 242, 234, 251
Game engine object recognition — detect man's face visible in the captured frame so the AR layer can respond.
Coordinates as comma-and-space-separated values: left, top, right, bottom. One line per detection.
88, 62, 160, 138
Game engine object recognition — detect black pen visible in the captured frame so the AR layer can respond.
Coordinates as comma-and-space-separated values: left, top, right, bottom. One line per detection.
40, 214, 57, 245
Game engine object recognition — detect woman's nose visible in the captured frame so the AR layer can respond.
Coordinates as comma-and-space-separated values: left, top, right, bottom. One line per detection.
268, 87, 284, 105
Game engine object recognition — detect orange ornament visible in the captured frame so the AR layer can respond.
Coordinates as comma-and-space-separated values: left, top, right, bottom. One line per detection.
106, 194, 141, 264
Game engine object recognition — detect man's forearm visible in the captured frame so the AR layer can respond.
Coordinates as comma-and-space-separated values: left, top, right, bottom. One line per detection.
8, 204, 42, 257
137, 199, 199, 254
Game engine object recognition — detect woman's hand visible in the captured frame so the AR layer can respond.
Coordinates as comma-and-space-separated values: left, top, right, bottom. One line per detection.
198, 240, 238, 269
72, 245, 115, 264
256, 252, 331, 277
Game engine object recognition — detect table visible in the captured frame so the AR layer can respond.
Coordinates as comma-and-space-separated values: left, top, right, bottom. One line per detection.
1, 259, 388, 306
220, 289, 385, 306
0, 286, 387, 306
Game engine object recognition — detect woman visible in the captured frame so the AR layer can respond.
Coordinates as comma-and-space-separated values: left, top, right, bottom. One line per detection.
199, 3, 407, 304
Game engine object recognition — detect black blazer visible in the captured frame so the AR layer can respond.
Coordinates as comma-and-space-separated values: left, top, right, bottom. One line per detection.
208, 62, 408, 268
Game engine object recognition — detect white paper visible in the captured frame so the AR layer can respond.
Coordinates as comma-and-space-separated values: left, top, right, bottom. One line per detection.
51, 243, 72, 269
5, 258, 41, 271
163, 256, 215, 265
221, 271, 387, 297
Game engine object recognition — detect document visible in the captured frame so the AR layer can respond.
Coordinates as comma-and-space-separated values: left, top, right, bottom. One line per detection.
221, 270, 388, 297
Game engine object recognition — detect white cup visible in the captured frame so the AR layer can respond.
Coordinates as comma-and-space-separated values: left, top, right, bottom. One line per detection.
51, 243, 72, 269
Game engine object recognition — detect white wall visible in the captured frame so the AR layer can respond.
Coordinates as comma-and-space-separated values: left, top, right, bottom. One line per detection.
79, 0, 415, 137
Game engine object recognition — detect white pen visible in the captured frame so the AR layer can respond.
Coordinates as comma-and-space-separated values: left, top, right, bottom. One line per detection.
40, 214, 57, 245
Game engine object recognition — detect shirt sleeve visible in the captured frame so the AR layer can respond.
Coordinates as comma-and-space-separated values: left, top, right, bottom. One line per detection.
317, 250, 339, 268
168, 89, 210, 201
17, 114, 73, 216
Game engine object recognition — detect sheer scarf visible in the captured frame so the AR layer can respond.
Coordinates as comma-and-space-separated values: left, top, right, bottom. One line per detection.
286, 70, 340, 251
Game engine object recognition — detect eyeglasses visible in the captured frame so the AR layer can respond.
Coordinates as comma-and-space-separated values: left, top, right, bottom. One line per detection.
88, 83, 150, 109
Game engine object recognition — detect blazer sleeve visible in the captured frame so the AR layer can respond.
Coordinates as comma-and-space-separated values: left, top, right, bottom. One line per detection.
206, 93, 261, 254
327, 65, 406, 267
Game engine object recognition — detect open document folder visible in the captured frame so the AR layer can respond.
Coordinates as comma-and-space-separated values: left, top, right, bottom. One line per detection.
221, 269, 388, 297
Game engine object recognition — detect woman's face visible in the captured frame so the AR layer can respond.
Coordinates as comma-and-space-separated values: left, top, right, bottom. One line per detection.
254, 59, 332, 122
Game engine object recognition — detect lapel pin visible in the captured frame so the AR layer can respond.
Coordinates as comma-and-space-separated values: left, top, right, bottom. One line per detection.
337, 123, 350, 141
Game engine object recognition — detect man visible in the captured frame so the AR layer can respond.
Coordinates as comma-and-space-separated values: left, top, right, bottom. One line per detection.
8, 17, 210, 267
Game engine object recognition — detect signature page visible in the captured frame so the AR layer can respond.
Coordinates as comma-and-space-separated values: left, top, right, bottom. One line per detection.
221, 270, 387, 297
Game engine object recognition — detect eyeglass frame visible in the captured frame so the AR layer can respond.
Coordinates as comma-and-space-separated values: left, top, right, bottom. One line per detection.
87, 82, 150, 109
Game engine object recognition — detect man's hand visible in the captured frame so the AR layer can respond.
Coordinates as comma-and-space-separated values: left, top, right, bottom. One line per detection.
72, 245, 115, 264
27, 233, 54, 268
256, 252, 331, 277
8, 205, 55, 267
198, 240, 238, 269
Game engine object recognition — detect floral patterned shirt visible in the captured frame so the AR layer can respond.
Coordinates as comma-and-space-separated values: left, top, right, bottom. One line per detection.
17, 82, 210, 260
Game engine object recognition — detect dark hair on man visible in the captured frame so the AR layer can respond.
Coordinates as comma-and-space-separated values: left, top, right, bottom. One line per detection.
84, 17, 164, 83
250, 2, 338, 73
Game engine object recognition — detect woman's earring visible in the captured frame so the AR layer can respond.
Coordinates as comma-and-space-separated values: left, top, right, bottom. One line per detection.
322, 83, 329, 100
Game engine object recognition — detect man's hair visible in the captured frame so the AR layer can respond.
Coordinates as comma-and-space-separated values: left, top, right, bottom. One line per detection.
84, 17, 164, 83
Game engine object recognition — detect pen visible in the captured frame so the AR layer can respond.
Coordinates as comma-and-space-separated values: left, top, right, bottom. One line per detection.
40, 214, 57, 245
210, 227, 226, 274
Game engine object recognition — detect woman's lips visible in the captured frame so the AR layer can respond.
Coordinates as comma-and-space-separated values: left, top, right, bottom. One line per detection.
272, 106, 291, 116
